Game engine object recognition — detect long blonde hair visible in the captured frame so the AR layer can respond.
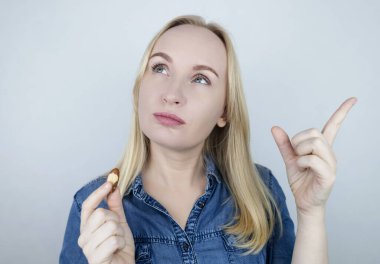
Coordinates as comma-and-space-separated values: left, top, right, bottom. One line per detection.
112, 15, 282, 255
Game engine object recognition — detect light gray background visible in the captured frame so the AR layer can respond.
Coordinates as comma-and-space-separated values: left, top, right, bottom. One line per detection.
0, 1, 378, 263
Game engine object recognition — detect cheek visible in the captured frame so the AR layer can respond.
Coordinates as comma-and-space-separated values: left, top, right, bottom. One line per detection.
139, 77, 162, 102
189, 104, 222, 135
138, 83, 156, 109
193, 95, 224, 119
137, 87, 151, 123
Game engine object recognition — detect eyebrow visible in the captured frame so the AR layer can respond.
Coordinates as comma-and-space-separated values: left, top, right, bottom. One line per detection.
149, 52, 219, 78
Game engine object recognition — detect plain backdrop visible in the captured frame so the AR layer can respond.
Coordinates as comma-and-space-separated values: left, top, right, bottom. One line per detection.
0, 1, 379, 263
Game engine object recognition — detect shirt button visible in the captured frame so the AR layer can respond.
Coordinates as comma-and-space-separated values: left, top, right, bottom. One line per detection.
199, 202, 205, 208
182, 242, 189, 252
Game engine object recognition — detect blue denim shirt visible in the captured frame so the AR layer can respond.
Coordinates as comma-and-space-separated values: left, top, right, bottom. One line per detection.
60, 155, 295, 263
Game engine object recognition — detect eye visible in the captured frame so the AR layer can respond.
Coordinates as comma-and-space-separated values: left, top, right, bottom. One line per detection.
193, 74, 211, 85
151, 63, 168, 75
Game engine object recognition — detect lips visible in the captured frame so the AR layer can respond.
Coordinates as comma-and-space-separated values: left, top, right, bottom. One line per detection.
153, 112, 186, 125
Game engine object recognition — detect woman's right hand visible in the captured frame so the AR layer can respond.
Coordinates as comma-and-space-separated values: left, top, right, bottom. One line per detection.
77, 181, 136, 264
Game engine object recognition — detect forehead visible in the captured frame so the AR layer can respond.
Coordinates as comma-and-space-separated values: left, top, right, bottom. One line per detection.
151, 24, 227, 75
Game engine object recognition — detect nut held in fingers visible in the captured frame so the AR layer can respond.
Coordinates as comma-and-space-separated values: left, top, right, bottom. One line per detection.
107, 168, 119, 192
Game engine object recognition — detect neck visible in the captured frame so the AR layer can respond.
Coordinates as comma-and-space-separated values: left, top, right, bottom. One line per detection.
142, 142, 206, 191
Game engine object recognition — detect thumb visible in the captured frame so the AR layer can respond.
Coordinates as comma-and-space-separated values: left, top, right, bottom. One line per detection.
271, 126, 296, 164
106, 186, 127, 223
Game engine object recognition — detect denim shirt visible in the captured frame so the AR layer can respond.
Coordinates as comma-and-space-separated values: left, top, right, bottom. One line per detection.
60, 155, 295, 263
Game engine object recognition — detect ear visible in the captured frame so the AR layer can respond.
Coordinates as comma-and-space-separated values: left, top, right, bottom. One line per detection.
217, 117, 227, 127
217, 106, 227, 127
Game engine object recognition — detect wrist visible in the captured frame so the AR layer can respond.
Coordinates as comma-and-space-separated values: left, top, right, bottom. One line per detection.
296, 207, 326, 226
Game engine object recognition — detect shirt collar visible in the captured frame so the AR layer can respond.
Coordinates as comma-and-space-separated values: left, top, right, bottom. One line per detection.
124, 153, 221, 197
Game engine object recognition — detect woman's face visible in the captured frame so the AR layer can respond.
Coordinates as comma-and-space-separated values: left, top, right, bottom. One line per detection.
138, 24, 227, 152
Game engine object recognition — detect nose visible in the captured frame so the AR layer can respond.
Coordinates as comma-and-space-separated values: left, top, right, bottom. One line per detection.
161, 78, 186, 106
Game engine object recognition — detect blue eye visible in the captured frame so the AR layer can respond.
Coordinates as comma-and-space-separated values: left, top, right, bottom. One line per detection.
151, 63, 211, 85
151, 63, 168, 75
193, 74, 211, 85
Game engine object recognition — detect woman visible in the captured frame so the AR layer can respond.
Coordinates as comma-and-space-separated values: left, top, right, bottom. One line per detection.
59, 15, 357, 264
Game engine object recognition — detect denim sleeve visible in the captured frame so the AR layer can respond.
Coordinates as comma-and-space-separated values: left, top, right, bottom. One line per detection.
59, 195, 88, 264
265, 168, 296, 264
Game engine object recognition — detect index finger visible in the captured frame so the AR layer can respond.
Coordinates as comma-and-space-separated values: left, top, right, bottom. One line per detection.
80, 181, 112, 232
322, 97, 357, 145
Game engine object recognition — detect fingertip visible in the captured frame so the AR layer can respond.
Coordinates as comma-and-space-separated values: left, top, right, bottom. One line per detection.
271, 126, 279, 138
271, 125, 286, 135
271, 126, 280, 133
346, 96, 358, 106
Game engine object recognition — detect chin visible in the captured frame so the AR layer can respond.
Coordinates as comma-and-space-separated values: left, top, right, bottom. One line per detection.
145, 134, 193, 150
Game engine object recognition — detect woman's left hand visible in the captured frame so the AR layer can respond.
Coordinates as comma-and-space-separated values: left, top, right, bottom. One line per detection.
271, 97, 357, 216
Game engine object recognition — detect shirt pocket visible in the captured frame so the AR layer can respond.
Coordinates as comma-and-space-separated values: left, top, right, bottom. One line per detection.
222, 233, 266, 264
135, 243, 153, 264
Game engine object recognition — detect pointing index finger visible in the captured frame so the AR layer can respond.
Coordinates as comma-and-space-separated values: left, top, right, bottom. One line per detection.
80, 181, 112, 232
322, 97, 357, 145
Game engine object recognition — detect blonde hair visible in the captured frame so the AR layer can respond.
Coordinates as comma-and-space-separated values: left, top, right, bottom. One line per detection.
112, 15, 282, 255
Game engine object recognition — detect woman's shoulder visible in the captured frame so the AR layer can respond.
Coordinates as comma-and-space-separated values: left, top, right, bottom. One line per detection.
72, 174, 108, 209
254, 163, 287, 203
